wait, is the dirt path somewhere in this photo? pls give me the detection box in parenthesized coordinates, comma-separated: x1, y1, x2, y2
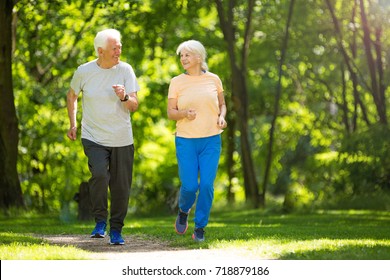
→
(39, 234, 260, 260)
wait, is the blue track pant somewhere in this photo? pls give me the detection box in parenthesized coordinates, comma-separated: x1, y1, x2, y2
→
(175, 134, 221, 229)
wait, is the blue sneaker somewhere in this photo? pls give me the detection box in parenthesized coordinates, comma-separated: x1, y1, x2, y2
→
(175, 210, 188, 234)
(90, 221, 106, 238)
(109, 230, 125, 245)
(192, 228, 205, 242)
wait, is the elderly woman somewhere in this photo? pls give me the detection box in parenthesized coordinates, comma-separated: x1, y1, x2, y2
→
(167, 40, 227, 242)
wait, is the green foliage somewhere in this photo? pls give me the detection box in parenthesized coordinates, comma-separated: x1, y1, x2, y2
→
(14, 0, 102, 212)
(9, 0, 390, 213)
(336, 124, 390, 194)
(11, 0, 227, 214)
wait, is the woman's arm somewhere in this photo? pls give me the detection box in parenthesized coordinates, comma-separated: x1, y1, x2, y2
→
(167, 98, 196, 121)
(217, 91, 227, 128)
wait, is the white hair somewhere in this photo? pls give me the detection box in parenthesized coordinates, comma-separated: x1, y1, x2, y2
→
(176, 40, 208, 71)
(94, 29, 121, 57)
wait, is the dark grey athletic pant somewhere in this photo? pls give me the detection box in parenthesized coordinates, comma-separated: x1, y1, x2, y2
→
(82, 138, 134, 232)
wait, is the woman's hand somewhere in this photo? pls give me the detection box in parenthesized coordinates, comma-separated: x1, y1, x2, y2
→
(217, 115, 227, 128)
(186, 109, 197, 120)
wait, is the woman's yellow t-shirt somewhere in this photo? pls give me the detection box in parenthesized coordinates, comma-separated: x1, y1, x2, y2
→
(168, 71, 224, 138)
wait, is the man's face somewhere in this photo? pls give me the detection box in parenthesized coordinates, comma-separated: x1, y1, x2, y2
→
(99, 37, 122, 67)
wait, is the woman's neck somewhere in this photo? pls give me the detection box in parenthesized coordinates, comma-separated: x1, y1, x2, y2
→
(185, 68, 205, 76)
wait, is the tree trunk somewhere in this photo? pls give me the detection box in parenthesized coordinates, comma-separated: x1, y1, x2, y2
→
(215, 0, 259, 207)
(350, 0, 370, 129)
(225, 103, 236, 203)
(0, 0, 24, 209)
(374, 26, 386, 118)
(233, 65, 259, 206)
(359, 0, 387, 124)
(325, 0, 370, 128)
(74, 182, 93, 221)
(340, 63, 351, 133)
(261, 0, 295, 206)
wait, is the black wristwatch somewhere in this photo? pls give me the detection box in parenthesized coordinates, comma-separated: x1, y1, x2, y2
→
(121, 94, 129, 102)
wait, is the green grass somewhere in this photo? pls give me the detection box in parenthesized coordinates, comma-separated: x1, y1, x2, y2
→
(0, 233, 90, 260)
(1, 208, 389, 260)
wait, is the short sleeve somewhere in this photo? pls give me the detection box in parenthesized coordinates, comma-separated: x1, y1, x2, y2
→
(168, 78, 178, 99)
(70, 67, 82, 96)
(215, 75, 224, 94)
(124, 64, 140, 93)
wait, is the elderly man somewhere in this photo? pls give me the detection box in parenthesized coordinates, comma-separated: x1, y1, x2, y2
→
(66, 28, 140, 245)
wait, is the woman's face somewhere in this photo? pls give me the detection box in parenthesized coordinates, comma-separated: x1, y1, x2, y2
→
(180, 49, 200, 71)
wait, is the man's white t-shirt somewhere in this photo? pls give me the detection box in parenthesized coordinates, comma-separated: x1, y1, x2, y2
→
(70, 59, 140, 147)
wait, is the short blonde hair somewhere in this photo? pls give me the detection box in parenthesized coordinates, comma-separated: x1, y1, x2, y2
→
(94, 29, 121, 57)
(176, 40, 208, 71)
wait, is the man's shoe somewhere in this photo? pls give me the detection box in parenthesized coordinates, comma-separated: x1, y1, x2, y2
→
(109, 230, 125, 245)
(175, 210, 188, 234)
(192, 228, 205, 242)
(90, 221, 106, 238)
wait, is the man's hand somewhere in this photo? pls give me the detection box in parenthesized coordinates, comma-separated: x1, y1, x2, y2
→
(112, 84, 126, 100)
(67, 127, 77, 141)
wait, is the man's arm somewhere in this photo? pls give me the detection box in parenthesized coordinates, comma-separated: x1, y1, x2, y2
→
(123, 91, 139, 112)
(66, 88, 78, 141)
